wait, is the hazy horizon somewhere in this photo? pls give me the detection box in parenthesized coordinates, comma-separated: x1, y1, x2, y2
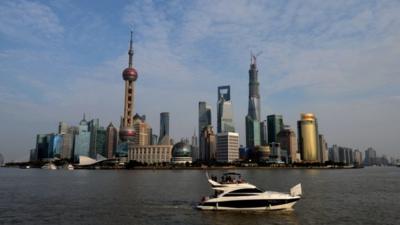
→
(1, 0, 399, 161)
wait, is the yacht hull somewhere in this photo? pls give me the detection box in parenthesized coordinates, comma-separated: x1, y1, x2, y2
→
(197, 198, 300, 211)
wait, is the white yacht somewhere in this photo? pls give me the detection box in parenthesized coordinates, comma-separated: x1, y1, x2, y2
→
(197, 172, 302, 211)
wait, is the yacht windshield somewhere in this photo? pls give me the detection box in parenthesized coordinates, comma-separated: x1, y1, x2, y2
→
(224, 188, 264, 196)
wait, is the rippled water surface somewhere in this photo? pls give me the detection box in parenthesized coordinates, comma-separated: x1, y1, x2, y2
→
(0, 167, 399, 225)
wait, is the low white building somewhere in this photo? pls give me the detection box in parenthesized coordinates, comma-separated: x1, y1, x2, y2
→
(128, 145, 172, 164)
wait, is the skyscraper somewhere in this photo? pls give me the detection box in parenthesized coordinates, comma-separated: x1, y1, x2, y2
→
(245, 117, 261, 147)
(353, 149, 362, 166)
(199, 101, 212, 136)
(318, 134, 328, 163)
(247, 55, 261, 121)
(119, 31, 138, 143)
(158, 112, 170, 145)
(95, 128, 107, 157)
(74, 115, 91, 159)
(267, 114, 284, 144)
(0, 153, 4, 166)
(217, 85, 235, 133)
(88, 118, 100, 158)
(364, 147, 377, 166)
(329, 144, 340, 163)
(277, 126, 298, 163)
(58, 122, 68, 134)
(134, 114, 151, 146)
(246, 54, 261, 148)
(191, 129, 199, 161)
(57, 122, 75, 160)
(199, 125, 216, 162)
(260, 120, 268, 146)
(199, 101, 212, 156)
(216, 132, 239, 163)
(297, 113, 320, 162)
(105, 123, 118, 159)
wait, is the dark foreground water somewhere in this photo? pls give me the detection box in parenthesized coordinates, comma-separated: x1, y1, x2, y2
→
(0, 167, 399, 225)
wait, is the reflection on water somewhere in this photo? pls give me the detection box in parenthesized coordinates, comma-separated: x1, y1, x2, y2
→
(0, 167, 399, 225)
(200, 210, 300, 225)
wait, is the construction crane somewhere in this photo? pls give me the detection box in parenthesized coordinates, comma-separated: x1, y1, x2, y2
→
(250, 51, 263, 65)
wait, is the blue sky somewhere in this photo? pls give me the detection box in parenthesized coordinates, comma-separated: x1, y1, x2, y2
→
(1, 0, 399, 161)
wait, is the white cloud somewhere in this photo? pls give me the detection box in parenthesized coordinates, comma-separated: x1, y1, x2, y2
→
(0, 0, 63, 43)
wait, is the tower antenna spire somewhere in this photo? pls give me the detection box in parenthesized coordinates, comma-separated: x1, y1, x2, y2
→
(128, 30, 133, 68)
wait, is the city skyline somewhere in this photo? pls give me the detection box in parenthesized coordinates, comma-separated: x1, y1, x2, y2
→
(1, 0, 400, 161)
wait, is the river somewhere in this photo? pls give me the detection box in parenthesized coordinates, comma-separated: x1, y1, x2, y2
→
(0, 167, 399, 225)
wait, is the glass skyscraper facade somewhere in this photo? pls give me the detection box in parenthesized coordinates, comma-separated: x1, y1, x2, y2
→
(95, 128, 107, 157)
(246, 55, 261, 148)
(74, 116, 91, 158)
(199, 101, 212, 136)
(35, 133, 63, 159)
(267, 114, 284, 144)
(297, 113, 320, 162)
(105, 123, 118, 159)
(158, 112, 170, 145)
(260, 120, 268, 145)
(217, 86, 235, 133)
(245, 116, 261, 148)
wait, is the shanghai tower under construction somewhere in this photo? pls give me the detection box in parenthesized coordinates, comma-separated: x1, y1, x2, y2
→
(245, 54, 261, 148)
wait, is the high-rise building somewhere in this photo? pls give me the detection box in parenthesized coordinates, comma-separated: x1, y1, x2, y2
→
(36, 133, 64, 160)
(57, 122, 75, 160)
(147, 127, 153, 146)
(36, 134, 51, 159)
(353, 149, 362, 165)
(199, 125, 216, 162)
(269, 142, 283, 163)
(247, 55, 261, 121)
(105, 123, 118, 159)
(329, 144, 340, 163)
(277, 126, 298, 163)
(217, 86, 235, 133)
(297, 113, 320, 162)
(119, 31, 138, 143)
(58, 122, 69, 134)
(151, 134, 158, 145)
(158, 112, 170, 145)
(216, 132, 239, 163)
(88, 118, 101, 158)
(95, 128, 107, 157)
(318, 134, 328, 163)
(364, 147, 377, 166)
(0, 153, 4, 166)
(348, 148, 354, 164)
(74, 115, 91, 159)
(267, 115, 284, 144)
(60, 133, 74, 160)
(260, 120, 268, 146)
(246, 55, 261, 148)
(245, 116, 261, 147)
(191, 129, 199, 161)
(29, 149, 37, 162)
(134, 114, 151, 146)
(199, 101, 212, 141)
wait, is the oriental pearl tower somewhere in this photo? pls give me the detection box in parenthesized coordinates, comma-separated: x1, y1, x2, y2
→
(119, 31, 138, 142)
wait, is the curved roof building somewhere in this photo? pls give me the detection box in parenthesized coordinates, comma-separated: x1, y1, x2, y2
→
(171, 142, 192, 164)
